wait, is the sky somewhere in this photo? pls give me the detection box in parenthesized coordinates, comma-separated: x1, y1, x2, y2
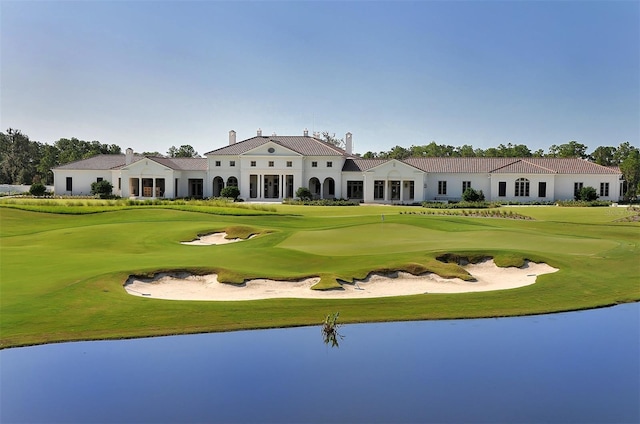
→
(1, 1, 638, 156)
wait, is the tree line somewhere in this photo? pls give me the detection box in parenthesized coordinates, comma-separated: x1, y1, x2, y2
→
(1, 128, 638, 199)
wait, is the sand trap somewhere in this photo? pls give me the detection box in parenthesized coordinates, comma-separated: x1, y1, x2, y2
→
(124, 260, 558, 301)
(181, 232, 254, 245)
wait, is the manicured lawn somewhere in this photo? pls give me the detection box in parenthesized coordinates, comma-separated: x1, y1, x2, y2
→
(1, 202, 638, 348)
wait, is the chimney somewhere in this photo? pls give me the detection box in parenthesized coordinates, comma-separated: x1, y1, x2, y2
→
(257, 128, 262, 137)
(303, 128, 309, 137)
(125, 148, 133, 165)
(229, 130, 236, 145)
(345, 132, 353, 155)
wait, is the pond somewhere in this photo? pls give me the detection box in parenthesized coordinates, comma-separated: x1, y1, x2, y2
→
(1, 303, 638, 423)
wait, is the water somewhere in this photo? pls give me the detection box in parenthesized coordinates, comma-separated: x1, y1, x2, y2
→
(1, 304, 638, 423)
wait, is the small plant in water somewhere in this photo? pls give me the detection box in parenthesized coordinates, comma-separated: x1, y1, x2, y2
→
(321, 312, 344, 348)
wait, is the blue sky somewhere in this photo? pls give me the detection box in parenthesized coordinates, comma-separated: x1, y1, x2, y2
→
(2, 1, 638, 156)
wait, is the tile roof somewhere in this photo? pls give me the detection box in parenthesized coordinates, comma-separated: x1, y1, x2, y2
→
(402, 157, 620, 174)
(53, 154, 140, 170)
(53, 154, 207, 171)
(205, 136, 347, 156)
(342, 159, 390, 172)
(148, 157, 208, 171)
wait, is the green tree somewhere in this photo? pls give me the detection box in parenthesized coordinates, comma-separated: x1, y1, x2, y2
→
(547, 141, 589, 158)
(620, 148, 640, 201)
(168, 145, 198, 158)
(91, 180, 113, 198)
(35, 143, 59, 185)
(613, 142, 637, 165)
(590, 146, 616, 166)
(0, 129, 38, 184)
(220, 186, 240, 200)
(386, 145, 410, 160)
(455, 144, 477, 157)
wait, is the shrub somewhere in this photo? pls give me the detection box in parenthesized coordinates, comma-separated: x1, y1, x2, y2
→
(576, 186, 599, 201)
(29, 183, 47, 197)
(295, 187, 312, 200)
(220, 186, 240, 200)
(90, 180, 113, 199)
(462, 188, 485, 202)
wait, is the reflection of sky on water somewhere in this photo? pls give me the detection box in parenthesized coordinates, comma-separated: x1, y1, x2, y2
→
(2, 303, 638, 423)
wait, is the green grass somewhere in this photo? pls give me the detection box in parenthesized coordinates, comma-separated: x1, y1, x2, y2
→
(1, 201, 639, 348)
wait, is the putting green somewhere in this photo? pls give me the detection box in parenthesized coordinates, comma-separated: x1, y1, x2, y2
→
(278, 222, 618, 257)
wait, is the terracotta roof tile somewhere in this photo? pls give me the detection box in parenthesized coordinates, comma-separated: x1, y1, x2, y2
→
(54, 154, 207, 171)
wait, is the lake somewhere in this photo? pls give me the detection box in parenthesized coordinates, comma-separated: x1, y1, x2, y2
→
(1, 303, 638, 423)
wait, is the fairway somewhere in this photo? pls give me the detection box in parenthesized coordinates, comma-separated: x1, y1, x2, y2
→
(1, 202, 638, 348)
(278, 222, 618, 257)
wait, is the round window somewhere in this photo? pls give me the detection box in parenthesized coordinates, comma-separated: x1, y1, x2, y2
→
(268, 147, 275, 153)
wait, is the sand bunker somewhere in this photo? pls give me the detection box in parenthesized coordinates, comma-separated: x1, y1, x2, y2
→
(181, 232, 254, 246)
(124, 260, 558, 301)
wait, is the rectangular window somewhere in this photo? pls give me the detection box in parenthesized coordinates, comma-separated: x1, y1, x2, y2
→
(251, 161, 256, 167)
(268, 161, 274, 167)
(462, 181, 471, 192)
(600, 182, 609, 197)
(215, 161, 221, 167)
(230, 161, 235, 167)
(498, 181, 506, 197)
(438, 181, 447, 195)
(374, 180, 385, 200)
(286, 161, 292, 167)
(327, 161, 332, 168)
(311, 161, 317, 168)
(118, 178, 121, 190)
(66, 177, 72, 192)
(538, 182, 547, 197)
(574, 182, 583, 198)
(97, 177, 103, 183)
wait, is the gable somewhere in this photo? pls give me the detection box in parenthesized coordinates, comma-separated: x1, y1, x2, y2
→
(364, 159, 424, 176)
(241, 141, 301, 157)
(122, 157, 172, 173)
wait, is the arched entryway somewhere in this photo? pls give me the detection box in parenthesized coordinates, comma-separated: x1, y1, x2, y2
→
(213, 177, 224, 197)
(323, 177, 335, 199)
(309, 178, 321, 199)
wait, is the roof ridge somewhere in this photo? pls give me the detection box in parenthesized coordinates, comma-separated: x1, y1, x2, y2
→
(520, 158, 556, 173)
(488, 158, 522, 173)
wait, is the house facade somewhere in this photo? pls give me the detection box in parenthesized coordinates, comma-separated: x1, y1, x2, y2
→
(53, 130, 623, 202)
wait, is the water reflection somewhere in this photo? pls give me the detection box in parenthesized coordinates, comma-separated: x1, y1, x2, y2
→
(1, 303, 638, 424)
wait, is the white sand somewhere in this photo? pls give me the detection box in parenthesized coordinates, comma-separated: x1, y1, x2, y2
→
(124, 260, 558, 301)
(180, 232, 254, 245)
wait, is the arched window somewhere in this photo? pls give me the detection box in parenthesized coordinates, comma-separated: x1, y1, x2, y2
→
(227, 176, 238, 187)
(515, 178, 530, 197)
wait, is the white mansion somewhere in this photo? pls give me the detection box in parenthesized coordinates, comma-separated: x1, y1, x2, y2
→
(52, 130, 623, 203)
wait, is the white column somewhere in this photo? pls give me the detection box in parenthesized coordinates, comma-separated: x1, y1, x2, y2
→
(152, 178, 156, 198)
